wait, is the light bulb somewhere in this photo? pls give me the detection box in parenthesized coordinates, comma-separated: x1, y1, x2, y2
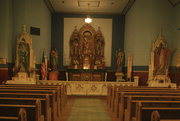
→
(85, 16, 92, 23)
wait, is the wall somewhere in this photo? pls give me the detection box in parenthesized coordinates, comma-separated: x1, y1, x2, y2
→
(0, 0, 13, 64)
(0, 0, 13, 82)
(125, 0, 179, 85)
(171, 4, 180, 66)
(0, 0, 51, 64)
(0, 0, 51, 83)
(51, 13, 125, 70)
(12, 0, 51, 64)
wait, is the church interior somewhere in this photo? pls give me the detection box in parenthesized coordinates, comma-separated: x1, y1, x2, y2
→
(0, 0, 180, 121)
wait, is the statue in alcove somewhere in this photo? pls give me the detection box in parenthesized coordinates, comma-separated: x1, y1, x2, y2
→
(6, 25, 37, 84)
(95, 39, 103, 56)
(18, 38, 30, 72)
(154, 43, 170, 75)
(148, 31, 176, 87)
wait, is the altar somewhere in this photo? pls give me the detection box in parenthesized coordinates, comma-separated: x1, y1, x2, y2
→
(37, 80, 139, 96)
(68, 69, 105, 81)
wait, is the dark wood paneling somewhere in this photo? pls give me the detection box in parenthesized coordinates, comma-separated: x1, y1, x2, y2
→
(170, 72, 180, 86)
(0, 68, 8, 84)
(106, 71, 116, 82)
(133, 71, 148, 86)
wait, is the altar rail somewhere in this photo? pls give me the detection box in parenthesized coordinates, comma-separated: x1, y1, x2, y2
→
(37, 80, 139, 96)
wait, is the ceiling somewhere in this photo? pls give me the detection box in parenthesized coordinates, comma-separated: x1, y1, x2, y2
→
(48, 0, 133, 15)
(47, 0, 180, 15)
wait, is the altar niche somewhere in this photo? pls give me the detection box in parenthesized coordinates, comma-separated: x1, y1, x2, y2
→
(148, 31, 176, 88)
(69, 24, 105, 70)
(6, 25, 36, 84)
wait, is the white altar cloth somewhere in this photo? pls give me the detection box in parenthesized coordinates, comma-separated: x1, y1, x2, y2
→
(37, 80, 138, 96)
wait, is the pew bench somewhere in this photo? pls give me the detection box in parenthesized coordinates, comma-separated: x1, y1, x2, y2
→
(0, 108, 27, 121)
(0, 92, 55, 121)
(0, 85, 67, 121)
(114, 91, 180, 120)
(125, 95, 180, 121)
(0, 99, 43, 121)
(0, 96, 51, 121)
(135, 101, 180, 121)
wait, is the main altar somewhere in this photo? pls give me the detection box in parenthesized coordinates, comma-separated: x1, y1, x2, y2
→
(68, 69, 105, 81)
(67, 23, 106, 81)
(69, 24, 105, 70)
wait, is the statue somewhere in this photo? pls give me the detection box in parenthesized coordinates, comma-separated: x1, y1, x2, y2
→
(50, 48, 58, 71)
(116, 49, 124, 72)
(96, 39, 103, 56)
(148, 31, 176, 88)
(154, 43, 170, 74)
(18, 38, 29, 72)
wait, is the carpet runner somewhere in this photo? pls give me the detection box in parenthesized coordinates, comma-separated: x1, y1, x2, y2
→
(67, 98, 112, 121)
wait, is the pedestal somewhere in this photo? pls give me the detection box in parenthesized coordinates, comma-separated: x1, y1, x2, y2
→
(148, 75, 177, 88)
(49, 71, 58, 80)
(6, 72, 36, 84)
(115, 72, 125, 82)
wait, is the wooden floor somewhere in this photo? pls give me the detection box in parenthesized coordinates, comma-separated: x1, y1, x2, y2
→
(61, 96, 114, 121)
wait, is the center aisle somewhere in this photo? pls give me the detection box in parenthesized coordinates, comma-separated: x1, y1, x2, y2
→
(67, 97, 112, 121)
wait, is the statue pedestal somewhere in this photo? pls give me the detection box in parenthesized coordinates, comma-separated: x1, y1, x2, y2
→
(6, 72, 36, 84)
(49, 71, 58, 80)
(115, 72, 125, 82)
(148, 75, 177, 88)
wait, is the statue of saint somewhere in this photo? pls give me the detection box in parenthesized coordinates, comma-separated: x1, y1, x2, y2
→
(154, 43, 170, 74)
(50, 48, 58, 71)
(73, 39, 79, 55)
(96, 39, 102, 56)
(116, 49, 124, 72)
(18, 39, 29, 72)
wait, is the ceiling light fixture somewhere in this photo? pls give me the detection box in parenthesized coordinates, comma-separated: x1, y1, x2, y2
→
(84, 3, 92, 24)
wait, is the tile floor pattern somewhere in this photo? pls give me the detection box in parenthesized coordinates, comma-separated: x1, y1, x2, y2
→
(67, 98, 112, 121)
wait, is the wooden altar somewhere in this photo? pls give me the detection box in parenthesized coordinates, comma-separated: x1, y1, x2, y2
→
(69, 24, 105, 70)
(68, 69, 105, 81)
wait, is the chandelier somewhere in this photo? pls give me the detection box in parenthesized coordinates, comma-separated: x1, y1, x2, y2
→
(84, 3, 92, 24)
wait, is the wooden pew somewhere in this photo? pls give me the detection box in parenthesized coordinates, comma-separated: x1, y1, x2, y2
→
(0, 84, 67, 111)
(0, 99, 43, 121)
(0, 96, 51, 121)
(116, 91, 180, 121)
(136, 101, 180, 121)
(0, 84, 67, 121)
(0, 108, 27, 121)
(111, 86, 179, 112)
(125, 95, 180, 121)
(0, 92, 56, 121)
(0, 85, 65, 121)
(108, 87, 180, 121)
